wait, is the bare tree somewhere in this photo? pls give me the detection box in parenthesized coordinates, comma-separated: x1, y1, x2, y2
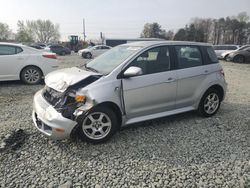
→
(15, 19, 60, 43)
(0, 22, 11, 41)
(27, 20, 60, 43)
(15, 21, 34, 43)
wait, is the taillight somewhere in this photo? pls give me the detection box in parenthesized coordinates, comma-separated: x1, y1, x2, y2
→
(220, 69, 225, 77)
(43, 54, 57, 59)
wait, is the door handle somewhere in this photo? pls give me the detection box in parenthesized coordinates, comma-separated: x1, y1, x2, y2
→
(203, 70, 209, 74)
(17, 57, 24, 60)
(165, 77, 175, 83)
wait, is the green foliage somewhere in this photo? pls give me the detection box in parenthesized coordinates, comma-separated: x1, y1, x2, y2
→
(172, 12, 250, 45)
(140, 23, 168, 39)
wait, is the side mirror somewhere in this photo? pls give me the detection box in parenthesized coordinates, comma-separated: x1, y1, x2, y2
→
(123, 66, 142, 78)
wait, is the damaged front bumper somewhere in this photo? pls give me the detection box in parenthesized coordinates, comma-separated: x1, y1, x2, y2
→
(32, 90, 78, 140)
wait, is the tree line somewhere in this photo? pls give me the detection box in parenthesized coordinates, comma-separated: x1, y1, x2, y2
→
(141, 12, 250, 45)
(0, 20, 60, 43)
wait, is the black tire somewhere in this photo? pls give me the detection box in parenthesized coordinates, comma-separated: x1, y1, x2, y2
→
(20, 66, 43, 85)
(78, 106, 118, 143)
(85, 52, 92, 59)
(198, 88, 222, 117)
(61, 51, 66, 56)
(233, 55, 245, 63)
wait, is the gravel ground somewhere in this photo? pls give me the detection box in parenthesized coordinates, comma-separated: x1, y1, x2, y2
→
(0, 54, 249, 188)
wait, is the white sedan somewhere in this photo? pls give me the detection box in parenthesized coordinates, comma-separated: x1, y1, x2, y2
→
(78, 45, 112, 59)
(0, 42, 59, 84)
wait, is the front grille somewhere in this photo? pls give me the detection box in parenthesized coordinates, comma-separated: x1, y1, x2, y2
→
(43, 86, 62, 106)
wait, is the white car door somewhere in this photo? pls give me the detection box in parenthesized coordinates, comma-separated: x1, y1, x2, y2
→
(92, 46, 102, 57)
(0, 45, 26, 81)
(122, 46, 177, 119)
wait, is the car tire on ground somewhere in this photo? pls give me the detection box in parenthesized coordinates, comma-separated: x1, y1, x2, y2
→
(233, 55, 245, 63)
(78, 106, 118, 143)
(85, 52, 92, 59)
(61, 51, 66, 56)
(20, 66, 43, 85)
(198, 88, 222, 117)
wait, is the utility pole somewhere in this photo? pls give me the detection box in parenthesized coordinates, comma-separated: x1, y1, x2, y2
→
(83, 19, 86, 42)
(100, 32, 103, 44)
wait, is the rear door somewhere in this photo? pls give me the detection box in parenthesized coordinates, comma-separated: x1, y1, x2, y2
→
(0, 45, 24, 80)
(174, 45, 211, 108)
(122, 45, 177, 119)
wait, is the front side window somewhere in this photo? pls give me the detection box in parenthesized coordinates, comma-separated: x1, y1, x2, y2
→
(0, 45, 17, 55)
(175, 46, 203, 69)
(128, 46, 171, 75)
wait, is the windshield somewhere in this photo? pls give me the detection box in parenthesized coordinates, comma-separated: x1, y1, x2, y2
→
(238, 45, 250, 51)
(85, 45, 142, 75)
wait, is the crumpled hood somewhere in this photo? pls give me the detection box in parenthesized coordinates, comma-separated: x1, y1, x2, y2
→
(45, 67, 100, 92)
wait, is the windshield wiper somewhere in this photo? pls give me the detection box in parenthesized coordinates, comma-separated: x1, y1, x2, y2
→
(84, 64, 100, 73)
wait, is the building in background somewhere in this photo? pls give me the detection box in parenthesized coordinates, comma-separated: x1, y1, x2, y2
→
(105, 38, 164, 47)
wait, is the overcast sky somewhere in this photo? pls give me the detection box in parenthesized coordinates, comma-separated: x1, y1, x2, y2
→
(1, 0, 250, 41)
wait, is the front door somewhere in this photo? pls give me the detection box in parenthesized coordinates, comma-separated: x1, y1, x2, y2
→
(122, 46, 177, 119)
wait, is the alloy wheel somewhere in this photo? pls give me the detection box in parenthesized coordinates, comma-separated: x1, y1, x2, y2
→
(82, 112, 112, 140)
(24, 68, 40, 84)
(204, 93, 219, 114)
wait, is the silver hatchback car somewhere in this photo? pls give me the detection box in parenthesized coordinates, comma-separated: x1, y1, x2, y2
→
(32, 41, 227, 143)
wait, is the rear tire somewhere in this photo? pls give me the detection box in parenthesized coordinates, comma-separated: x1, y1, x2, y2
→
(198, 88, 221, 117)
(20, 66, 43, 85)
(78, 106, 118, 143)
(233, 55, 245, 63)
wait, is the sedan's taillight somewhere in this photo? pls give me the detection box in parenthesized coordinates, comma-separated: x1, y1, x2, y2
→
(43, 54, 57, 59)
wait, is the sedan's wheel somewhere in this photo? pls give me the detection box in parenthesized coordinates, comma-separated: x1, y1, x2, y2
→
(21, 66, 42, 85)
(86, 52, 92, 59)
(198, 88, 221, 117)
(79, 106, 118, 143)
(233, 55, 245, 63)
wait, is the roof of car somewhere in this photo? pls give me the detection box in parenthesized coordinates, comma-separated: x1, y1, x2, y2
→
(0, 42, 26, 47)
(121, 41, 212, 48)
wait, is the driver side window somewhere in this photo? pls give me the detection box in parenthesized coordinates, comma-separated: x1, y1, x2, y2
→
(129, 46, 171, 75)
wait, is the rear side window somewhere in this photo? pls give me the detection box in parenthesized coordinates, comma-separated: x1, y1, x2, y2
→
(175, 46, 203, 69)
(206, 46, 218, 63)
(227, 46, 237, 50)
(0, 45, 22, 55)
(16, 47, 23, 54)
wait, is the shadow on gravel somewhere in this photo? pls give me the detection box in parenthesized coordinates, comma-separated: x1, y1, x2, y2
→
(121, 110, 197, 131)
(0, 129, 29, 153)
(0, 80, 45, 86)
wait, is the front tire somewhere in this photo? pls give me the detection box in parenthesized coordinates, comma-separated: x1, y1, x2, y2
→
(20, 66, 43, 85)
(233, 55, 245, 63)
(79, 106, 118, 143)
(198, 88, 221, 117)
(85, 52, 92, 59)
